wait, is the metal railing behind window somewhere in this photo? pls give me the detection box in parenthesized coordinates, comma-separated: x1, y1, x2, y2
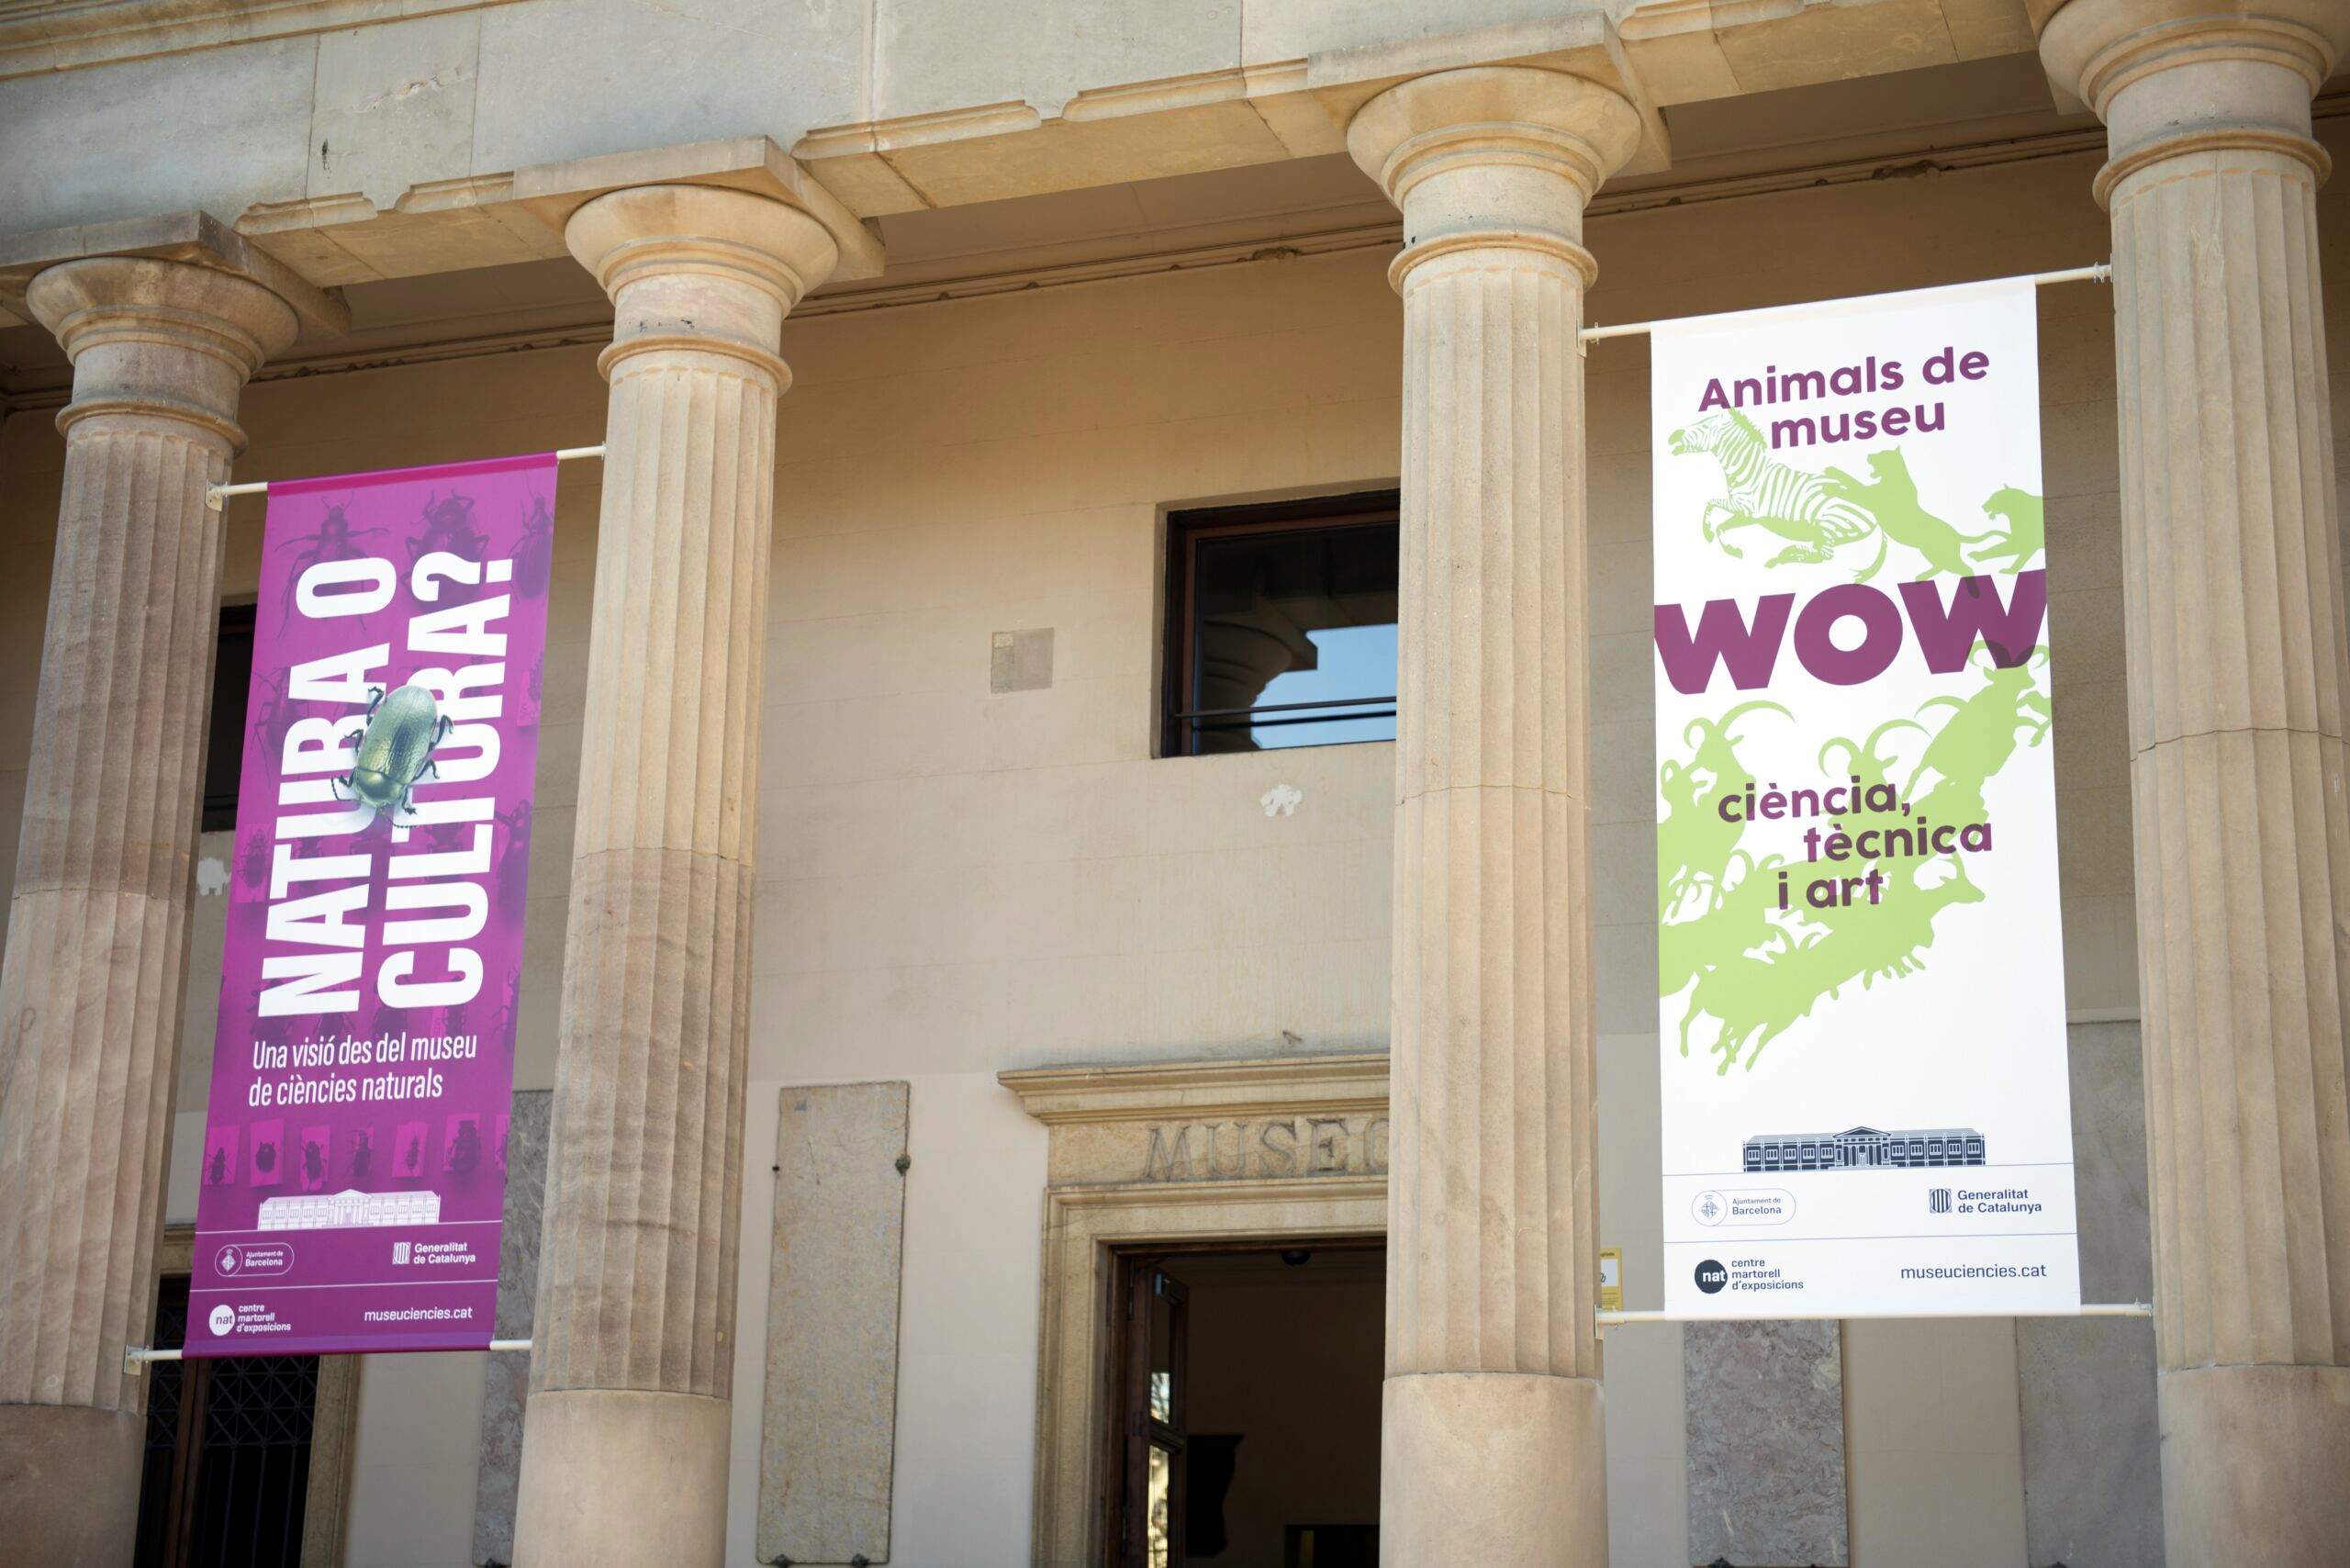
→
(1173, 693, 1398, 737)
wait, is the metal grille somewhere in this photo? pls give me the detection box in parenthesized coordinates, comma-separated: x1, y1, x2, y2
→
(148, 1287, 190, 1447)
(203, 1361, 318, 1450)
(134, 1281, 193, 1565)
(188, 1353, 315, 1567)
(133, 1275, 317, 1568)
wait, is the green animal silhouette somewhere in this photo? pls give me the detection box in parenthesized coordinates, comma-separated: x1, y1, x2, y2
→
(1658, 700, 1787, 918)
(1974, 487, 2044, 572)
(1664, 654, 2052, 1075)
(1818, 719, 1924, 799)
(1820, 448, 1997, 579)
(1679, 857, 1987, 1072)
(1661, 850, 1797, 999)
(1906, 649, 2050, 814)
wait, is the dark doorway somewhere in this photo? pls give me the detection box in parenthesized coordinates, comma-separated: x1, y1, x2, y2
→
(1110, 1242, 1382, 1566)
(134, 1274, 321, 1568)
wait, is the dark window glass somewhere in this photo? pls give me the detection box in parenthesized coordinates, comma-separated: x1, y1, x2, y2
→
(1164, 494, 1398, 756)
(201, 606, 257, 834)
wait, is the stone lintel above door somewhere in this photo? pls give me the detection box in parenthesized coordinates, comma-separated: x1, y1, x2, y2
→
(999, 1050, 1390, 1190)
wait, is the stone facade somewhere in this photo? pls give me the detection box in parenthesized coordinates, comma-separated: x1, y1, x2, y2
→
(0, 3, 2344, 1565)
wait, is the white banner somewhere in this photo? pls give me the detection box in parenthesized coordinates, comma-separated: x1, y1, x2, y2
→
(1649, 278, 2079, 1317)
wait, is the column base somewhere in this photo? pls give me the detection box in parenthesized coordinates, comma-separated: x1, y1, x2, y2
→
(1381, 1371, 1606, 1567)
(2159, 1363, 2350, 1566)
(513, 1387, 731, 1566)
(0, 1402, 143, 1565)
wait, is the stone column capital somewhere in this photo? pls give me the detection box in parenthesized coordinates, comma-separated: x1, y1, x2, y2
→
(25, 255, 298, 449)
(2036, 0, 2347, 202)
(565, 184, 839, 388)
(1347, 66, 1640, 292)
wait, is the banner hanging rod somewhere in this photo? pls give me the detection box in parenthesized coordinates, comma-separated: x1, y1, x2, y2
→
(204, 445, 606, 511)
(1596, 1300, 2151, 1332)
(122, 1301, 2155, 1359)
(126, 1338, 532, 1369)
(1580, 262, 2112, 346)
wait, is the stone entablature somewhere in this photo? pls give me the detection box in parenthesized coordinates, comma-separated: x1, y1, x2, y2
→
(0, 1, 2038, 316)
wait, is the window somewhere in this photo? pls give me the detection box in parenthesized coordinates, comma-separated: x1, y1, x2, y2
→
(201, 605, 258, 834)
(1122, 1263, 1189, 1567)
(1162, 493, 1399, 756)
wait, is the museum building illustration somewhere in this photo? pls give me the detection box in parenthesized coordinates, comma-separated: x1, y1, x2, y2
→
(1743, 1125, 1988, 1172)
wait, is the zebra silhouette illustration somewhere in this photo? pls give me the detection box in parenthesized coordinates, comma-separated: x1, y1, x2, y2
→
(1667, 409, 1883, 577)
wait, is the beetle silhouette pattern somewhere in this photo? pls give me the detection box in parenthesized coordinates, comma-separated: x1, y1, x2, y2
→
(410, 491, 487, 567)
(511, 494, 554, 598)
(247, 665, 297, 766)
(275, 501, 388, 621)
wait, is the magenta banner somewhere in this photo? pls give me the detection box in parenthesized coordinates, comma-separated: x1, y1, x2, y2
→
(189, 454, 558, 1357)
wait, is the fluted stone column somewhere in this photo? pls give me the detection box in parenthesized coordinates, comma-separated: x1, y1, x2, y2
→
(511, 185, 836, 1565)
(1347, 67, 1639, 1565)
(0, 258, 297, 1563)
(2037, 3, 2350, 1561)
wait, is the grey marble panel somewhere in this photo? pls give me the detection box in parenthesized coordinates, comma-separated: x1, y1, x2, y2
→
(1685, 1318, 1848, 1567)
(758, 1081, 911, 1566)
(471, 1088, 551, 1568)
(2017, 1021, 2162, 1567)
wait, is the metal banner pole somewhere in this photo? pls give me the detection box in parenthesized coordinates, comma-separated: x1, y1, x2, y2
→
(204, 444, 607, 510)
(1580, 262, 2111, 347)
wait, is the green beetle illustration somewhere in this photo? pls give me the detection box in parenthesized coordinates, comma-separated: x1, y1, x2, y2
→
(336, 683, 453, 822)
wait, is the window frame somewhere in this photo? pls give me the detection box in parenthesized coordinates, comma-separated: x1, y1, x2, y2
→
(1158, 489, 1402, 759)
(201, 602, 259, 835)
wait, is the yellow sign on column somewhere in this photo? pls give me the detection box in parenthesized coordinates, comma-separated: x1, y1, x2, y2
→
(1599, 1247, 1623, 1313)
